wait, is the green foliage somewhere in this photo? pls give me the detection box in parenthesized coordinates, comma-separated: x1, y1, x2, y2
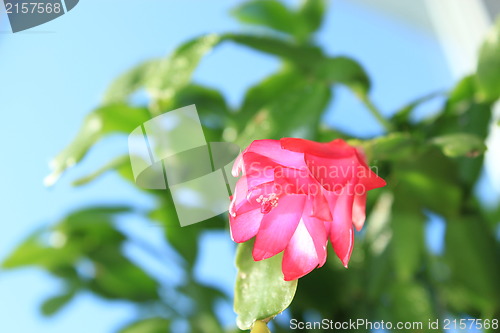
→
(3, 1, 500, 332)
(315, 56, 371, 95)
(298, 0, 327, 35)
(232, 0, 326, 42)
(232, 0, 308, 39)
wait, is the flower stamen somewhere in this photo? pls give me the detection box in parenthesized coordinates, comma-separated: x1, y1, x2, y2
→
(256, 193, 279, 214)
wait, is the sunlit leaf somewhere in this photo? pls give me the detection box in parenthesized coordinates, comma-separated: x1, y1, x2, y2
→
(298, 0, 327, 34)
(232, 0, 307, 40)
(41, 289, 77, 316)
(234, 240, 297, 330)
(224, 33, 324, 70)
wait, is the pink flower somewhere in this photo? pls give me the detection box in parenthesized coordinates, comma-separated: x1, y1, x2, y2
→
(229, 138, 386, 281)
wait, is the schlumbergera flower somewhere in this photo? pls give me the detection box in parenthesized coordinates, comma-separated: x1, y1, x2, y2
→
(229, 138, 386, 281)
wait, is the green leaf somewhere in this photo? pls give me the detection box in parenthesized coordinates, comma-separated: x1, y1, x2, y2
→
(298, 0, 327, 34)
(2, 207, 131, 270)
(354, 132, 416, 162)
(430, 133, 487, 158)
(105, 34, 221, 104)
(315, 57, 370, 95)
(89, 255, 159, 302)
(103, 60, 161, 104)
(170, 84, 231, 142)
(434, 76, 490, 141)
(448, 75, 476, 108)
(236, 66, 306, 131)
(41, 290, 77, 316)
(44, 104, 150, 186)
(118, 318, 170, 333)
(391, 91, 443, 128)
(238, 80, 331, 143)
(151, 34, 221, 99)
(234, 240, 297, 330)
(165, 224, 200, 268)
(429, 78, 492, 187)
(232, 0, 307, 40)
(72, 155, 130, 186)
(1, 231, 79, 270)
(224, 34, 324, 70)
(398, 148, 462, 218)
(476, 18, 500, 101)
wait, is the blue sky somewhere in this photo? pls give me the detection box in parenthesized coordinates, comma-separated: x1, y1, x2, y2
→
(0, 1, 456, 332)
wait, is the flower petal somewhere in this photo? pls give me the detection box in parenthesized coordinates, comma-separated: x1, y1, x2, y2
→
(352, 193, 367, 231)
(281, 138, 355, 158)
(243, 139, 306, 169)
(354, 150, 386, 191)
(303, 214, 328, 267)
(282, 217, 327, 281)
(273, 165, 317, 195)
(231, 152, 244, 177)
(304, 153, 359, 192)
(309, 190, 332, 221)
(232, 180, 276, 216)
(252, 194, 306, 261)
(325, 184, 355, 267)
(230, 208, 264, 243)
